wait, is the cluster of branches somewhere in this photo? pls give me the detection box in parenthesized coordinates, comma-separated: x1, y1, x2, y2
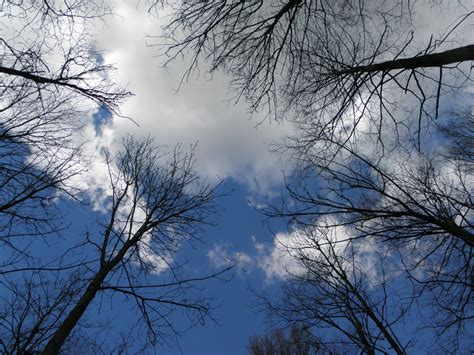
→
(0, 2, 228, 353)
(157, 0, 473, 144)
(248, 323, 329, 355)
(0, 135, 227, 353)
(0, 0, 131, 250)
(1, 0, 130, 112)
(258, 111, 473, 352)
(151, 0, 474, 353)
(259, 227, 410, 354)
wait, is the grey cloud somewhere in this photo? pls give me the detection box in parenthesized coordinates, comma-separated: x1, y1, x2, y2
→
(94, 2, 293, 190)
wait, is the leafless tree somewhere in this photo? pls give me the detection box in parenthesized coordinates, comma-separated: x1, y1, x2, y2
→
(155, 0, 473, 144)
(258, 225, 413, 354)
(0, 0, 131, 256)
(438, 111, 474, 173)
(1, 0, 130, 113)
(0, 136, 228, 353)
(0, 2, 241, 353)
(248, 323, 327, 355)
(0, 88, 86, 252)
(0, 271, 84, 354)
(154, 2, 474, 351)
(1, 3, 231, 353)
(261, 135, 473, 351)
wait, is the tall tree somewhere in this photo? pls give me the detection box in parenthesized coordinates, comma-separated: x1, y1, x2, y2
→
(248, 323, 325, 355)
(258, 225, 418, 354)
(1, 3, 230, 352)
(1, 136, 226, 353)
(261, 136, 473, 351)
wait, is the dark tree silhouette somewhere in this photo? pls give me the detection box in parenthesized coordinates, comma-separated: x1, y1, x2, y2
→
(1, 3, 230, 353)
(0, 272, 84, 354)
(261, 136, 473, 351)
(155, 1, 473, 144)
(439, 112, 474, 173)
(248, 323, 327, 355)
(0, 0, 131, 256)
(258, 226, 412, 354)
(0, 136, 227, 353)
(156, 2, 473, 351)
(1, 1, 130, 113)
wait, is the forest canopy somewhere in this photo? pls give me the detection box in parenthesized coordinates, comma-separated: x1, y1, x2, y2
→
(0, 0, 472, 353)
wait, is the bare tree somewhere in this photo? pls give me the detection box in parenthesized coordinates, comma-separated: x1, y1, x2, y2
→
(0, 87, 86, 250)
(248, 323, 326, 355)
(261, 135, 473, 351)
(0, 136, 228, 353)
(0, 0, 131, 256)
(257, 225, 411, 354)
(0, 272, 84, 354)
(438, 112, 474, 173)
(155, 1, 473, 144)
(1, 4, 230, 353)
(154, 2, 474, 351)
(1, 0, 130, 113)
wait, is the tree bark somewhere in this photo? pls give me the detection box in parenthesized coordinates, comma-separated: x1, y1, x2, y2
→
(41, 267, 110, 354)
(41, 228, 145, 354)
(338, 44, 474, 74)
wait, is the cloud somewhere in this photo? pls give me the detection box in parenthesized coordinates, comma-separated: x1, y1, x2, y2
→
(63, 0, 472, 213)
(207, 243, 253, 275)
(254, 216, 352, 281)
(209, 216, 388, 284)
(206, 236, 302, 281)
(10, 0, 471, 281)
(91, 1, 294, 192)
(253, 232, 303, 281)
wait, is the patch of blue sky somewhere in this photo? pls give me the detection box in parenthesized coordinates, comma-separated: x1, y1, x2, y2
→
(93, 105, 113, 136)
(162, 179, 282, 354)
(93, 52, 105, 66)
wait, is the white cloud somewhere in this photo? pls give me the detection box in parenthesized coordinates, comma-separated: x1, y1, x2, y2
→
(91, 1, 293, 192)
(207, 243, 253, 275)
(254, 216, 351, 281)
(253, 231, 303, 281)
(7, 0, 472, 281)
(212, 216, 389, 284)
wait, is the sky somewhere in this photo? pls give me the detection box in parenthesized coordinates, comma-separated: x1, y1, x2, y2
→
(1, 0, 473, 353)
(96, 3, 293, 190)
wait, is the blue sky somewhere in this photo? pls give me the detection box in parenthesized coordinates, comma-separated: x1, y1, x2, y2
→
(163, 180, 279, 355)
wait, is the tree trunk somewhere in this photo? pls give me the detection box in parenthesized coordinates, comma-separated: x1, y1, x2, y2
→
(338, 44, 474, 74)
(41, 227, 145, 354)
(41, 267, 110, 354)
